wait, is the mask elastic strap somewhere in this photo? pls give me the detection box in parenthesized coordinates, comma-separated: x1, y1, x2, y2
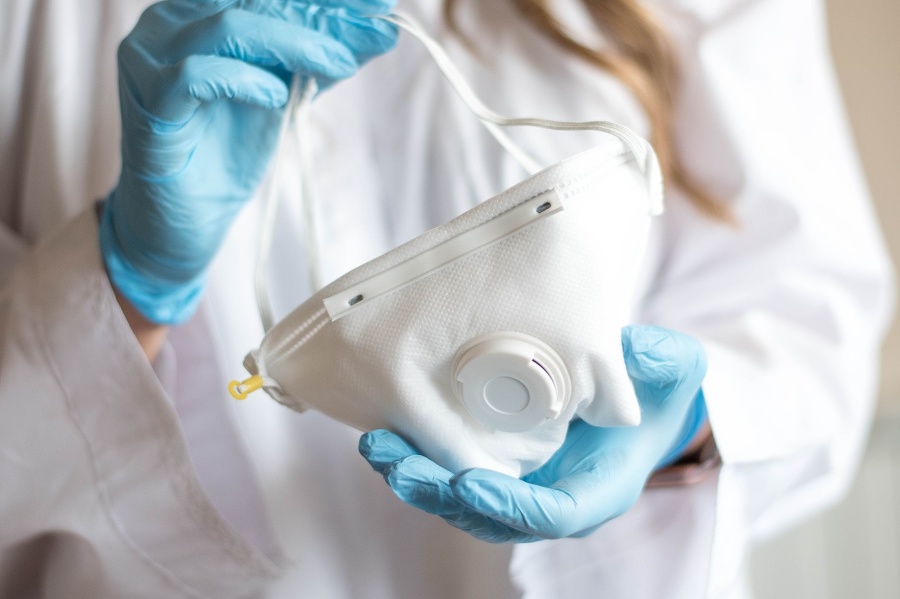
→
(255, 75, 318, 333)
(378, 12, 664, 215)
(379, 14, 542, 175)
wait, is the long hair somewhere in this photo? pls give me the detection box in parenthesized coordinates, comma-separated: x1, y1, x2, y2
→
(443, 0, 727, 220)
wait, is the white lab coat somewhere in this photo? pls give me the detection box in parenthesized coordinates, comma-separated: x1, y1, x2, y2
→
(0, 0, 893, 597)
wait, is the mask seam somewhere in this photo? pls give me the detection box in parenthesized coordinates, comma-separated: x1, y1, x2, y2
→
(267, 306, 328, 357)
(267, 316, 330, 370)
(558, 154, 629, 201)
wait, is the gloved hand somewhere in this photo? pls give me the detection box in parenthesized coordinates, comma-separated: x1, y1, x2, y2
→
(359, 325, 708, 542)
(101, 0, 397, 324)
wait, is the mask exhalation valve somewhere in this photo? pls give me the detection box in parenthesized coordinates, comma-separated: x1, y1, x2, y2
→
(452, 332, 571, 432)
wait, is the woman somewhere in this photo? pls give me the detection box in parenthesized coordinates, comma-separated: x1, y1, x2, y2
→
(0, 0, 891, 597)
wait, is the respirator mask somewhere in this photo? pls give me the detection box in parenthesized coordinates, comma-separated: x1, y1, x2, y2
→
(229, 13, 664, 478)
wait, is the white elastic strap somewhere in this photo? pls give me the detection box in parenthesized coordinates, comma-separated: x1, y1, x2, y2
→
(255, 76, 319, 333)
(294, 79, 325, 294)
(379, 12, 664, 215)
(380, 13, 540, 174)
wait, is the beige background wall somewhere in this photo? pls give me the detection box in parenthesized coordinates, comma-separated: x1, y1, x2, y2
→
(827, 0, 900, 410)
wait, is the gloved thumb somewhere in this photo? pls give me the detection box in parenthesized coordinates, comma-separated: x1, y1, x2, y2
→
(621, 325, 707, 407)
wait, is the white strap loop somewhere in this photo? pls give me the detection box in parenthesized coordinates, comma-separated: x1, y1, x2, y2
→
(255, 75, 319, 333)
(378, 12, 664, 215)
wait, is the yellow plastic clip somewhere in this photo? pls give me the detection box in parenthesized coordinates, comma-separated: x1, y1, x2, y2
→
(229, 375, 265, 401)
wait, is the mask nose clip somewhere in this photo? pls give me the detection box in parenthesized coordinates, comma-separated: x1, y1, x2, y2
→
(452, 332, 571, 432)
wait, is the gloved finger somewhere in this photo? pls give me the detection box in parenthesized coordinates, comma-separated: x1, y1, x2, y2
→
(178, 56, 291, 107)
(384, 455, 454, 512)
(359, 431, 538, 542)
(451, 468, 577, 539)
(450, 466, 644, 539)
(520, 417, 618, 488)
(621, 325, 707, 408)
(170, 10, 360, 74)
(129, 55, 295, 122)
(238, 0, 397, 17)
(385, 456, 537, 544)
(297, 9, 398, 65)
(311, 0, 396, 15)
(173, 7, 396, 67)
(359, 429, 421, 475)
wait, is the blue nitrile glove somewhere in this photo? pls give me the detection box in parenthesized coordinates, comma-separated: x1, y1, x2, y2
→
(101, 0, 397, 324)
(359, 325, 708, 543)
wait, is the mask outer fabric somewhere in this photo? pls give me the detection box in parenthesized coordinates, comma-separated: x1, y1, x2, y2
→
(243, 140, 657, 478)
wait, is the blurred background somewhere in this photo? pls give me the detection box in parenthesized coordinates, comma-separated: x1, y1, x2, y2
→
(749, 0, 900, 596)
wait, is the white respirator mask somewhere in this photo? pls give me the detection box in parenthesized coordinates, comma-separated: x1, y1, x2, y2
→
(229, 13, 664, 478)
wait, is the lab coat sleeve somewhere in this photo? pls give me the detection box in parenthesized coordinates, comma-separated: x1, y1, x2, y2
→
(0, 209, 275, 596)
(643, 0, 894, 541)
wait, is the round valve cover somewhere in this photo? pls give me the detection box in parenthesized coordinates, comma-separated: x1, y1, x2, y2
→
(452, 332, 572, 432)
